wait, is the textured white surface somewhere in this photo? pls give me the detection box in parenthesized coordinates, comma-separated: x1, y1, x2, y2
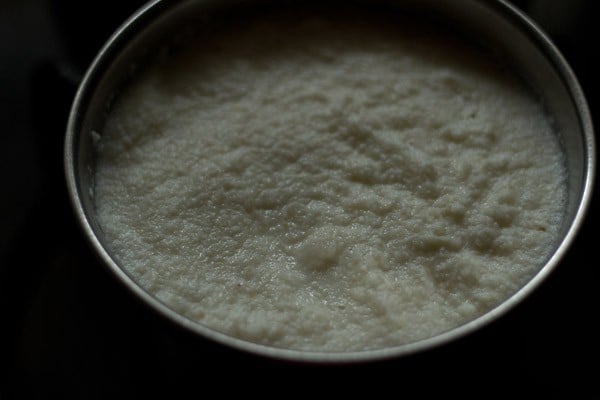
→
(94, 16, 566, 351)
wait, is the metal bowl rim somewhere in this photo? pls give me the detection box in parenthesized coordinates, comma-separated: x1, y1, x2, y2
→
(64, 0, 596, 363)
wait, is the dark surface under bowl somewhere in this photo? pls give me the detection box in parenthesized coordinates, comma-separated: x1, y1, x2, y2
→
(1, 0, 598, 397)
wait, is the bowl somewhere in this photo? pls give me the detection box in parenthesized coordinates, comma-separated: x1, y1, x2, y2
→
(64, 0, 595, 362)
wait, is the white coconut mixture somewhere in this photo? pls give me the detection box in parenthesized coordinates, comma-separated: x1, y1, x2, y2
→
(94, 16, 567, 351)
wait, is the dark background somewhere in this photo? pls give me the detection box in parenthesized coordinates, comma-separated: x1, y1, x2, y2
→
(1, 0, 598, 397)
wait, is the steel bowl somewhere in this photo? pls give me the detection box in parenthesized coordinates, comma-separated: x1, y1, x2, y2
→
(64, 0, 595, 362)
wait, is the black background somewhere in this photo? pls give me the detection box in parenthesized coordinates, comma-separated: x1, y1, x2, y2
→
(1, 0, 598, 398)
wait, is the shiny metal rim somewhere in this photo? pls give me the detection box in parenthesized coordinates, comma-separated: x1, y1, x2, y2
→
(64, 0, 595, 363)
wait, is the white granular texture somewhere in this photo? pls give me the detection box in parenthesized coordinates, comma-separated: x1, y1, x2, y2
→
(94, 16, 567, 351)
